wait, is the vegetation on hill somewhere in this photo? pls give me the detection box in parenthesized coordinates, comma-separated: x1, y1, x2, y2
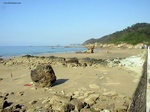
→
(83, 23, 150, 45)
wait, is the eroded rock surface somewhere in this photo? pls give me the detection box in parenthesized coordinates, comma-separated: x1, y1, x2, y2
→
(31, 64, 56, 88)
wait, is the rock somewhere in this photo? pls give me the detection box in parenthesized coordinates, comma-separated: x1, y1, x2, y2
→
(92, 101, 108, 111)
(50, 99, 74, 111)
(60, 90, 65, 95)
(80, 108, 92, 112)
(82, 63, 88, 67)
(22, 55, 34, 58)
(26, 109, 35, 112)
(70, 98, 86, 111)
(35, 108, 54, 112)
(50, 99, 63, 111)
(100, 109, 110, 112)
(49, 94, 73, 111)
(0, 96, 5, 109)
(62, 103, 75, 112)
(44, 103, 51, 108)
(89, 84, 100, 89)
(115, 108, 127, 112)
(66, 57, 78, 64)
(83, 91, 95, 98)
(10, 92, 15, 95)
(0, 78, 3, 81)
(0, 93, 11, 110)
(29, 100, 37, 105)
(1, 106, 13, 112)
(49, 94, 89, 111)
(50, 94, 71, 104)
(86, 45, 95, 53)
(18, 91, 24, 96)
(84, 94, 100, 106)
(42, 99, 50, 104)
(73, 91, 80, 97)
(102, 91, 118, 97)
(31, 64, 56, 87)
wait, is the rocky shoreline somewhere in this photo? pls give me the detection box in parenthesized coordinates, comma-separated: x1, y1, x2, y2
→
(1, 50, 145, 69)
(0, 50, 146, 112)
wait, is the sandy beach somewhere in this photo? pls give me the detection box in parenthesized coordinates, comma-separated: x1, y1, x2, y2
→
(0, 48, 146, 112)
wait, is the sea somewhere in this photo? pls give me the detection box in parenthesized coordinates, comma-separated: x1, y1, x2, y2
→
(0, 46, 86, 58)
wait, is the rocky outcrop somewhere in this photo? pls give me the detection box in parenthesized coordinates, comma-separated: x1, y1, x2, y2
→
(31, 64, 56, 88)
(84, 43, 148, 49)
(0, 58, 4, 63)
(85, 45, 95, 53)
(4, 53, 145, 69)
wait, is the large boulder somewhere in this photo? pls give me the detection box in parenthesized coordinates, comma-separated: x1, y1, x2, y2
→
(31, 64, 56, 87)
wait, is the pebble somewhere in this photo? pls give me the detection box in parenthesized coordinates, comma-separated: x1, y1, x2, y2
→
(100, 109, 110, 112)
(99, 76, 104, 80)
(61, 90, 65, 95)
(18, 91, 24, 96)
(10, 92, 15, 95)
(29, 100, 37, 105)
(42, 99, 50, 104)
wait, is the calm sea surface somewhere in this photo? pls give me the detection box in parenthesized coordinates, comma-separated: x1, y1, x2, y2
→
(0, 46, 86, 58)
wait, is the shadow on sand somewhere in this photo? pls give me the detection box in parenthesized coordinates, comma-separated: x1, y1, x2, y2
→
(53, 79, 68, 87)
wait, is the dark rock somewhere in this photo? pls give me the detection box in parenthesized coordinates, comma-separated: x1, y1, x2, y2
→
(0, 93, 11, 110)
(49, 56, 66, 63)
(70, 98, 86, 111)
(39, 56, 46, 59)
(80, 58, 93, 66)
(15, 104, 22, 109)
(0, 78, 3, 81)
(82, 63, 87, 67)
(3, 101, 12, 109)
(55, 57, 66, 63)
(66, 57, 78, 64)
(22, 55, 34, 58)
(18, 91, 24, 96)
(63, 103, 75, 112)
(31, 64, 56, 88)
(0, 58, 4, 63)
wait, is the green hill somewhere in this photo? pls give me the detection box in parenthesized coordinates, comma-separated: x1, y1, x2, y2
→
(83, 23, 150, 45)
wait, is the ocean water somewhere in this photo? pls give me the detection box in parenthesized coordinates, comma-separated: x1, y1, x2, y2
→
(0, 46, 86, 58)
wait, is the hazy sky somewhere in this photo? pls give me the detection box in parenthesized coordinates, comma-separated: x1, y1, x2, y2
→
(0, 0, 150, 46)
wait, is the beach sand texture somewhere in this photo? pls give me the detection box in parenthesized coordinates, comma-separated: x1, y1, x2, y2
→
(0, 48, 145, 111)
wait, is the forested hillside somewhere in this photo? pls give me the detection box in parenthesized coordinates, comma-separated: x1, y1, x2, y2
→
(83, 23, 150, 45)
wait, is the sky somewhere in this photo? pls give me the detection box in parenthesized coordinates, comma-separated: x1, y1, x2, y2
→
(0, 0, 150, 46)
